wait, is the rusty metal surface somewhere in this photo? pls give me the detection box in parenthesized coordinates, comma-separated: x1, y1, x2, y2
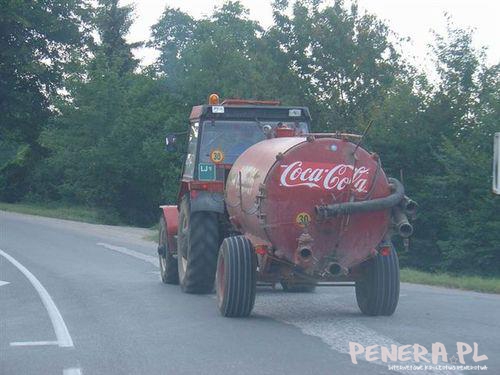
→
(225, 136, 391, 273)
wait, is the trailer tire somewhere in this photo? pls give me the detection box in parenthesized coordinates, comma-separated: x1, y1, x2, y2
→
(177, 196, 220, 294)
(355, 245, 400, 316)
(281, 281, 316, 293)
(158, 216, 179, 284)
(216, 236, 257, 317)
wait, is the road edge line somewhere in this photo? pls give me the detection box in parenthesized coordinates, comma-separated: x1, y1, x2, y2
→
(0, 249, 74, 348)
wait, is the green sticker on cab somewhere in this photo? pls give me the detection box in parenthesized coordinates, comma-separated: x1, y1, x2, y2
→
(198, 163, 216, 181)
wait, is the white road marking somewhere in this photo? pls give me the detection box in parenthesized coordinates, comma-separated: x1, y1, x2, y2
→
(63, 368, 82, 375)
(0, 280, 10, 287)
(97, 242, 158, 267)
(255, 291, 460, 375)
(0, 249, 74, 348)
(10, 341, 59, 347)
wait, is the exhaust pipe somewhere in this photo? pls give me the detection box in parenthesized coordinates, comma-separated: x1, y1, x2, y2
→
(392, 206, 413, 238)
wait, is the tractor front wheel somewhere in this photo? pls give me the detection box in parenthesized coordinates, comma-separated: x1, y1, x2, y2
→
(355, 244, 400, 316)
(216, 236, 257, 317)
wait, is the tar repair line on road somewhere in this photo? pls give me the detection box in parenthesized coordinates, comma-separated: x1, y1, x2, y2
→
(0, 248, 74, 348)
(10, 340, 59, 346)
(97, 242, 159, 267)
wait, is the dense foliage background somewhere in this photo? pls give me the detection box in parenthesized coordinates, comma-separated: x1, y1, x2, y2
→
(1, 0, 498, 275)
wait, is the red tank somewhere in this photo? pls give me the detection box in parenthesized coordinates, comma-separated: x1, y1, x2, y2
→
(225, 136, 391, 273)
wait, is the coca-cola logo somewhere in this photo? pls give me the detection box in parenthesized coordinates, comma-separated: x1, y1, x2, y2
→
(279, 161, 370, 192)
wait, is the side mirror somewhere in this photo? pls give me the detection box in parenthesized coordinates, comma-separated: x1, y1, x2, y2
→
(494, 132, 500, 195)
(165, 134, 178, 152)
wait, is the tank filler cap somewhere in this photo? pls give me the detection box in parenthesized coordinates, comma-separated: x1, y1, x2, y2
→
(275, 125, 295, 138)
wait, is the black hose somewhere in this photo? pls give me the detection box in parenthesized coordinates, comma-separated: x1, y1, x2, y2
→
(315, 178, 405, 219)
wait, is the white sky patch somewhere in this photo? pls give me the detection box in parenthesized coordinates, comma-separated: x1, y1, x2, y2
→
(120, 0, 499, 70)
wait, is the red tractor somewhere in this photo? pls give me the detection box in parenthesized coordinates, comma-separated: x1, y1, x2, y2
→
(158, 94, 417, 317)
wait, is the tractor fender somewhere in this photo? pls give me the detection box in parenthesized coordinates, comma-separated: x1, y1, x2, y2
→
(190, 191, 225, 214)
(160, 205, 179, 252)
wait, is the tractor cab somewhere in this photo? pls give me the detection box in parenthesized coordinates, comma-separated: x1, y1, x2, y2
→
(178, 94, 312, 199)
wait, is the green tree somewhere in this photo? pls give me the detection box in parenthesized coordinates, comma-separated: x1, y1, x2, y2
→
(371, 21, 500, 274)
(36, 0, 182, 224)
(0, 0, 91, 200)
(269, 0, 405, 132)
(150, 1, 305, 105)
(420, 23, 500, 274)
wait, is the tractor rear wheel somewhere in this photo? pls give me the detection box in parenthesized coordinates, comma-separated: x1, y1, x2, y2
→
(158, 216, 179, 284)
(177, 196, 220, 294)
(281, 280, 316, 293)
(216, 236, 257, 317)
(355, 244, 400, 316)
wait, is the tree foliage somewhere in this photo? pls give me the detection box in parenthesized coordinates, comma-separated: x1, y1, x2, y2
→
(149, 2, 305, 105)
(269, 0, 405, 132)
(0, 0, 92, 200)
(1, 1, 498, 274)
(30, 0, 183, 225)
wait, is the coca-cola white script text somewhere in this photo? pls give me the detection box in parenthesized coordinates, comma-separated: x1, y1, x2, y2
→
(280, 161, 370, 192)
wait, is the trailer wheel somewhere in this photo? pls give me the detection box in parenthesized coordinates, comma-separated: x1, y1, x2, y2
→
(355, 245, 400, 316)
(216, 236, 257, 317)
(281, 280, 316, 293)
(158, 216, 179, 284)
(177, 196, 220, 294)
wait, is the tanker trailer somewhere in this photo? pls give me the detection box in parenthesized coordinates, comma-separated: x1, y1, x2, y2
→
(158, 95, 416, 318)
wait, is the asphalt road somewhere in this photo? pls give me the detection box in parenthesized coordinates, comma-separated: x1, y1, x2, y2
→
(1, 210, 498, 375)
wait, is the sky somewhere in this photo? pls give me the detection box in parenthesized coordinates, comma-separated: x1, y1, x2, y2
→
(121, 0, 500, 70)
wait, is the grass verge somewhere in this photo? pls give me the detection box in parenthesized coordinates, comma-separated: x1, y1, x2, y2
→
(0, 201, 104, 224)
(144, 223, 159, 242)
(400, 268, 500, 294)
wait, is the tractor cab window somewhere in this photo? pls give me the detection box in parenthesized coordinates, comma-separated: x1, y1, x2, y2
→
(199, 120, 309, 165)
(183, 122, 199, 178)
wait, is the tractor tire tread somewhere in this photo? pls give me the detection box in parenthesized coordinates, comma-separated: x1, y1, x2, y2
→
(355, 245, 400, 316)
(217, 235, 256, 317)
